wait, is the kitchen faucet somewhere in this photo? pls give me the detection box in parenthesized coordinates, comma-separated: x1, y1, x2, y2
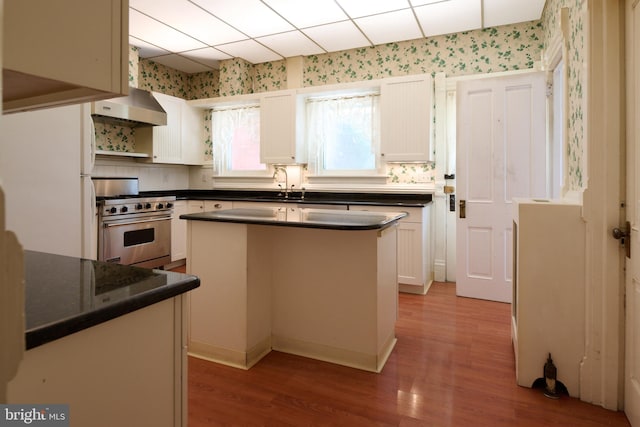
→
(273, 166, 289, 198)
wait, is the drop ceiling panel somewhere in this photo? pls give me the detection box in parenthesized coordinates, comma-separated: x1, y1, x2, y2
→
(181, 47, 233, 66)
(191, 0, 294, 38)
(129, 36, 170, 58)
(258, 31, 325, 58)
(336, 0, 411, 18)
(263, 0, 348, 28)
(409, 0, 452, 5)
(218, 39, 284, 64)
(128, 0, 546, 72)
(129, 9, 207, 52)
(130, 0, 246, 45)
(146, 53, 214, 73)
(483, 0, 546, 27)
(355, 9, 422, 46)
(304, 21, 371, 53)
(414, 0, 482, 37)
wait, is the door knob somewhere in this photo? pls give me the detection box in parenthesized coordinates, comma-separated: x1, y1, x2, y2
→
(612, 227, 628, 240)
(459, 200, 466, 219)
(612, 221, 631, 258)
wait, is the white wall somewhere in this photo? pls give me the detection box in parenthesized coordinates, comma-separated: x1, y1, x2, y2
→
(93, 157, 190, 191)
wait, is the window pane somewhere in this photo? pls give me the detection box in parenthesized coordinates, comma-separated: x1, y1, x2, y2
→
(307, 94, 379, 174)
(212, 106, 266, 173)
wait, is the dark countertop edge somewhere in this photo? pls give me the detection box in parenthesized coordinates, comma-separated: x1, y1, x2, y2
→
(26, 276, 200, 350)
(180, 211, 407, 231)
(140, 189, 433, 207)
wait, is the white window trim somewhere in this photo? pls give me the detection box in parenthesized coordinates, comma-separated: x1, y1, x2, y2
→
(210, 104, 272, 179)
(305, 91, 383, 181)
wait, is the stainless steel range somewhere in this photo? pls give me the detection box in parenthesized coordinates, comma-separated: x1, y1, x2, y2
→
(95, 178, 175, 269)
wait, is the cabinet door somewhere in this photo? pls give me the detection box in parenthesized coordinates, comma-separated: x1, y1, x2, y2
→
(349, 205, 429, 292)
(3, 0, 128, 113)
(151, 93, 183, 164)
(171, 201, 189, 262)
(396, 222, 424, 286)
(380, 75, 433, 162)
(204, 201, 232, 211)
(260, 90, 304, 164)
(187, 201, 205, 213)
(136, 93, 183, 163)
(182, 104, 205, 165)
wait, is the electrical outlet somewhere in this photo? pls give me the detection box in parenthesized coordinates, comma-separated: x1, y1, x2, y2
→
(415, 173, 429, 183)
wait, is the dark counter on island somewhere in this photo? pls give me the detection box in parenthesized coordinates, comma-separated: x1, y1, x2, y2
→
(24, 251, 200, 350)
(180, 207, 408, 230)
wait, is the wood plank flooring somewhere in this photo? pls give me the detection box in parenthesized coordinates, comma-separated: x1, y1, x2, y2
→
(182, 276, 630, 426)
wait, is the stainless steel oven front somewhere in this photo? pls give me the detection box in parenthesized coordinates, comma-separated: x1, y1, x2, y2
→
(97, 196, 175, 269)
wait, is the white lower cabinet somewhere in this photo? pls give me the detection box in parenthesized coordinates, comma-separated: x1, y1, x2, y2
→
(349, 204, 432, 294)
(172, 200, 232, 262)
(8, 297, 187, 427)
(171, 201, 189, 262)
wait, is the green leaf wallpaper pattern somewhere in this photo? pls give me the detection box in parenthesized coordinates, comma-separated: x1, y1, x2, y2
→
(120, 12, 589, 189)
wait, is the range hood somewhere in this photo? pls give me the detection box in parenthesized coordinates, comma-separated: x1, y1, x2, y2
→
(91, 87, 167, 127)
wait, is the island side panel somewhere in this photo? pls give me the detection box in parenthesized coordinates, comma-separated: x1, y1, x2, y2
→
(186, 220, 271, 368)
(377, 224, 399, 372)
(7, 298, 181, 427)
(269, 226, 397, 372)
(246, 225, 274, 366)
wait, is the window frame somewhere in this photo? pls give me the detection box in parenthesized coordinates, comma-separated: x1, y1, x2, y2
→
(304, 90, 384, 179)
(210, 103, 271, 178)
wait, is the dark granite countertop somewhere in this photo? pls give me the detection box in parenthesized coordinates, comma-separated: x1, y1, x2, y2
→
(141, 189, 433, 208)
(24, 251, 200, 350)
(181, 207, 408, 230)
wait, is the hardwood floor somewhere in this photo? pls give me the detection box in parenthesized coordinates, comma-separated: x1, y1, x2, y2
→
(185, 279, 631, 426)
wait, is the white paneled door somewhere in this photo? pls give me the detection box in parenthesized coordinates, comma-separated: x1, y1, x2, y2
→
(626, 1, 640, 424)
(456, 72, 546, 302)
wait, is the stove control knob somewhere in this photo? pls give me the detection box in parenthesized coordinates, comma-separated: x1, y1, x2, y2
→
(121, 206, 128, 213)
(166, 202, 173, 209)
(109, 207, 117, 214)
(145, 203, 152, 209)
(157, 203, 164, 209)
(136, 203, 143, 210)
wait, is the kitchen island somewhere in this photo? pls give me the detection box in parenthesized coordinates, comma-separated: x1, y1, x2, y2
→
(181, 207, 406, 372)
(7, 251, 199, 427)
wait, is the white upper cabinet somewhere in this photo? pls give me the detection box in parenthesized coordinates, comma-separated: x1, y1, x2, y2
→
(260, 90, 306, 164)
(181, 103, 205, 165)
(380, 74, 434, 162)
(3, 0, 128, 113)
(137, 92, 204, 165)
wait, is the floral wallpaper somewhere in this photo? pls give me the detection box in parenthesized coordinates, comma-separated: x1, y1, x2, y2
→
(94, 122, 136, 152)
(253, 60, 287, 93)
(188, 70, 220, 99)
(542, 0, 586, 192)
(138, 59, 190, 99)
(218, 58, 254, 97)
(302, 23, 542, 86)
(111, 19, 547, 185)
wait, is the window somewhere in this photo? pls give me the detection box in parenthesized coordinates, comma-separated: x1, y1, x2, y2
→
(306, 93, 381, 176)
(211, 105, 267, 175)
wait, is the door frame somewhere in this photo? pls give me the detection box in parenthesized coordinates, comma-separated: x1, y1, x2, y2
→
(433, 68, 545, 284)
(625, 0, 640, 424)
(581, 0, 625, 410)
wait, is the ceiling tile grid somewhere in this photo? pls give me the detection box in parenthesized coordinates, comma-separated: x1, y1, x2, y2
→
(128, 0, 546, 74)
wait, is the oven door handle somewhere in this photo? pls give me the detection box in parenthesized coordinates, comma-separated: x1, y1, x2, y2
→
(103, 216, 171, 228)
